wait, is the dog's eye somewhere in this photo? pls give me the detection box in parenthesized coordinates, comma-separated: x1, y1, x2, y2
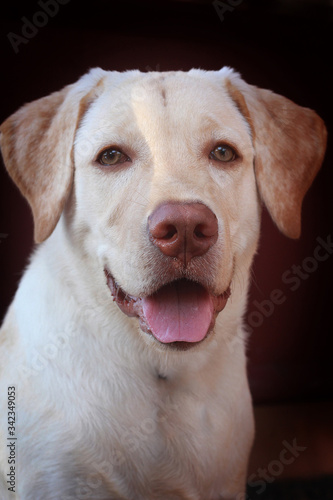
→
(210, 145, 236, 163)
(97, 148, 129, 166)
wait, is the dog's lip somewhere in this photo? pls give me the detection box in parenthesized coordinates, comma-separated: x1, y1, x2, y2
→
(104, 268, 231, 346)
(104, 269, 139, 317)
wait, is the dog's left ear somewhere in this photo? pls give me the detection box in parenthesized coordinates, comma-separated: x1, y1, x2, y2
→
(225, 72, 327, 238)
(0, 68, 106, 243)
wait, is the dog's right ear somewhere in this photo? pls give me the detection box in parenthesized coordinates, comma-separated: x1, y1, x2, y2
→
(0, 68, 106, 243)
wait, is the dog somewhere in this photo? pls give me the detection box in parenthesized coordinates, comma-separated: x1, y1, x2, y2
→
(0, 67, 327, 499)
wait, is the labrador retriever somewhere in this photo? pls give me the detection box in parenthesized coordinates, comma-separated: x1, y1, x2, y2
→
(0, 68, 327, 500)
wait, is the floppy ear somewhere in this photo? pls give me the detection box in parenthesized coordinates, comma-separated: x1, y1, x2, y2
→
(225, 71, 327, 238)
(0, 68, 106, 243)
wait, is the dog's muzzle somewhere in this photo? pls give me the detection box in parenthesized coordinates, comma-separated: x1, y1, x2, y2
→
(105, 202, 230, 347)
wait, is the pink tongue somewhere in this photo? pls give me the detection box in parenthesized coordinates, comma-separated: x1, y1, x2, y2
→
(141, 280, 214, 343)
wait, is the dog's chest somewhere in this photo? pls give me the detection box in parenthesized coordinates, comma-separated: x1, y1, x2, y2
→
(60, 371, 229, 498)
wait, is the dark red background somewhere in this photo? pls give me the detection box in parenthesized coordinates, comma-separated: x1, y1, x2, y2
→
(0, 0, 332, 404)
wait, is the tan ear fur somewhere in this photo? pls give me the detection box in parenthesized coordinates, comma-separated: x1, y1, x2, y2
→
(0, 69, 106, 243)
(226, 74, 327, 238)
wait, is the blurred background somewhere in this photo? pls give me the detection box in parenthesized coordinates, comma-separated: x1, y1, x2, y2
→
(1, 0, 333, 496)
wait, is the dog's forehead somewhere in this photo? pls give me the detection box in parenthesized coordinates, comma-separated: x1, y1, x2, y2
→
(98, 70, 235, 114)
(76, 70, 251, 154)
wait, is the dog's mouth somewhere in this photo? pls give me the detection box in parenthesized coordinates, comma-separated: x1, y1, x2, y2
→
(105, 270, 230, 347)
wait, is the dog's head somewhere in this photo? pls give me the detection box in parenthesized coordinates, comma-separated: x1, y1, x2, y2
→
(0, 68, 326, 349)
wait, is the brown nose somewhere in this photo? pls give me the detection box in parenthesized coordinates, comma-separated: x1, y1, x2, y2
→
(148, 202, 218, 265)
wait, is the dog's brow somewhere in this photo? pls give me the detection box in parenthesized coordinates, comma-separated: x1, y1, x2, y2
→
(160, 87, 167, 107)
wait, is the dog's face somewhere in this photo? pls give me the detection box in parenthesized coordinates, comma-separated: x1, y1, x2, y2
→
(0, 68, 326, 350)
(72, 71, 259, 346)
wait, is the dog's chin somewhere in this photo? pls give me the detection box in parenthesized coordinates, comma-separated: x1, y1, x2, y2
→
(104, 269, 231, 351)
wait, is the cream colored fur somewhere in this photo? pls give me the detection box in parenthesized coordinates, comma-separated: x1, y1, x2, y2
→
(0, 68, 327, 500)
